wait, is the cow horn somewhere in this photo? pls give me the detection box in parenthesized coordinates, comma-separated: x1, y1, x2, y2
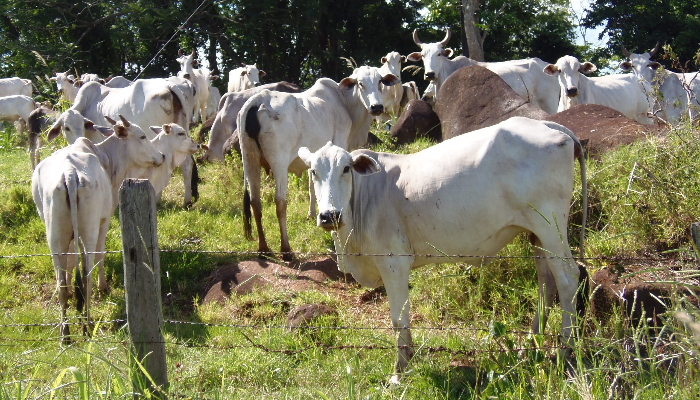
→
(178, 49, 183, 57)
(649, 42, 661, 57)
(441, 28, 451, 46)
(412, 29, 423, 46)
(190, 49, 195, 57)
(621, 45, 631, 58)
(119, 114, 131, 127)
(104, 115, 117, 125)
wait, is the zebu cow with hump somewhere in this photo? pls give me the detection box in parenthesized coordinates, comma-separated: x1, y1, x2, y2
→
(177, 49, 209, 124)
(619, 43, 688, 124)
(47, 77, 201, 207)
(544, 55, 652, 124)
(32, 115, 164, 342)
(240, 66, 400, 261)
(202, 81, 302, 162)
(298, 117, 588, 382)
(377, 52, 418, 121)
(0, 77, 32, 97)
(408, 28, 560, 114)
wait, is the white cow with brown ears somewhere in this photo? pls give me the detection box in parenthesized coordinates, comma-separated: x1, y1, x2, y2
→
(299, 117, 587, 383)
(32, 115, 164, 342)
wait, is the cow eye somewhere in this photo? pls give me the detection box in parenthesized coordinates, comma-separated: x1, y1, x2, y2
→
(178, 132, 185, 136)
(310, 169, 316, 177)
(343, 166, 350, 174)
(358, 82, 364, 88)
(140, 135, 147, 140)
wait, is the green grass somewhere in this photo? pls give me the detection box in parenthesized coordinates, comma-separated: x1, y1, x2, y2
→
(0, 121, 699, 398)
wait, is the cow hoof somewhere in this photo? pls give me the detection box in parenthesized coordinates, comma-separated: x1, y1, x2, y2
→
(183, 201, 193, 209)
(282, 252, 294, 262)
(389, 374, 401, 385)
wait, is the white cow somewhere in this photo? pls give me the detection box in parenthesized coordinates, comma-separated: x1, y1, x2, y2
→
(203, 81, 302, 162)
(32, 115, 164, 341)
(228, 64, 266, 93)
(421, 81, 436, 107)
(46, 77, 199, 206)
(299, 117, 587, 382)
(50, 71, 82, 104)
(176, 49, 209, 124)
(672, 71, 700, 119)
(0, 77, 32, 97)
(104, 76, 133, 88)
(544, 55, 652, 124)
(80, 73, 103, 83)
(203, 71, 221, 120)
(619, 44, 688, 124)
(378, 52, 407, 120)
(0, 95, 36, 140)
(408, 28, 560, 114)
(239, 66, 400, 261)
(126, 123, 201, 202)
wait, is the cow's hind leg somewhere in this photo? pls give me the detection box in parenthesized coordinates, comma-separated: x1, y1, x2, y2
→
(180, 155, 195, 207)
(273, 169, 293, 261)
(246, 159, 271, 256)
(531, 235, 558, 334)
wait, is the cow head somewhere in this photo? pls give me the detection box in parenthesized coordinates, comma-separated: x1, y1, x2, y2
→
(407, 28, 453, 82)
(381, 51, 406, 77)
(544, 55, 597, 99)
(50, 71, 80, 95)
(619, 43, 662, 86)
(338, 66, 400, 116)
(177, 49, 197, 81)
(150, 123, 200, 167)
(241, 64, 266, 88)
(105, 115, 164, 167)
(47, 109, 112, 144)
(299, 142, 380, 231)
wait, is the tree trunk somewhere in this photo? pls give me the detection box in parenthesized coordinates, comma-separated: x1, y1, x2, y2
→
(459, 5, 468, 57)
(462, 0, 485, 62)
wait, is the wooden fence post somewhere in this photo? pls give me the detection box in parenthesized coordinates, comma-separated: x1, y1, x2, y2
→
(119, 179, 168, 396)
(691, 222, 700, 259)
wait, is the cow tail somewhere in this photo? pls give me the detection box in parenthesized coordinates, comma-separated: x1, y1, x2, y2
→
(190, 154, 199, 203)
(65, 171, 84, 313)
(243, 172, 253, 241)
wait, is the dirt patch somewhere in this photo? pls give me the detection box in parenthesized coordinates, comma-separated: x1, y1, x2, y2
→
(201, 257, 356, 305)
(545, 104, 666, 158)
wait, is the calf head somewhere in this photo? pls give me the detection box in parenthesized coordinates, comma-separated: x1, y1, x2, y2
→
(47, 109, 111, 144)
(619, 43, 662, 85)
(381, 51, 406, 77)
(298, 142, 380, 231)
(105, 115, 165, 168)
(149, 123, 201, 166)
(408, 28, 453, 82)
(338, 66, 400, 116)
(544, 55, 597, 99)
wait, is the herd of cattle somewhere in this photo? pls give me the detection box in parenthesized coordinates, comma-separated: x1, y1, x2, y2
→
(3, 27, 698, 381)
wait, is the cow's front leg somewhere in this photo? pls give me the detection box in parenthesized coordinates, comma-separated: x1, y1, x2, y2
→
(274, 171, 293, 261)
(379, 259, 413, 383)
(180, 155, 195, 207)
(307, 169, 317, 220)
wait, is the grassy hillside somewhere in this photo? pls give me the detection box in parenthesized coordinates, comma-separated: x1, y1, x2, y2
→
(0, 120, 699, 399)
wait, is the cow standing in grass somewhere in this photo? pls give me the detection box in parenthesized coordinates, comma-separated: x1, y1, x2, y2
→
(299, 117, 587, 382)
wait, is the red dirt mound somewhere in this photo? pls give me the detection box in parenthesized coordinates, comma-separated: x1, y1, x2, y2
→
(201, 257, 355, 305)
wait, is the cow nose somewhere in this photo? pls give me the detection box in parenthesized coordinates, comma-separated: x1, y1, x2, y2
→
(318, 211, 342, 227)
(370, 104, 384, 115)
(566, 87, 578, 97)
(425, 71, 436, 80)
(183, 73, 191, 80)
(254, 82, 261, 87)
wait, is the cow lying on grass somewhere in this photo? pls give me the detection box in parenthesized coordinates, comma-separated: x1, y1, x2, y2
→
(32, 115, 164, 342)
(299, 116, 588, 383)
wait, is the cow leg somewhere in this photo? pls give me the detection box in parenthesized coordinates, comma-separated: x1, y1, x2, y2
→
(247, 161, 271, 255)
(80, 232, 99, 337)
(307, 169, 316, 219)
(51, 244, 71, 342)
(180, 155, 194, 207)
(65, 240, 75, 298)
(274, 171, 293, 261)
(531, 236, 557, 334)
(378, 259, 414, 383)
(94, 220, 109, 291)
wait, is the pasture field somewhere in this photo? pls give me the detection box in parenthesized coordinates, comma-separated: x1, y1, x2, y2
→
(0, 121, 699, 399)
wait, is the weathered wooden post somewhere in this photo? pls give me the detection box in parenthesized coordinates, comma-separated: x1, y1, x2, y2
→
(119, 179, 168, 396)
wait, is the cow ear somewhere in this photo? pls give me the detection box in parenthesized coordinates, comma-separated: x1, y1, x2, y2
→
(351, 154, 380, 176)
(649, 61, 662, 70)
(74, 80, 83, 87)
(381, 73, 401, 87)
(442, 48, 454, 58)
(298, 147, 312, 166)
(201, 144, 209, 151)
(543, 64, 559, 76)
(95, 126, 113, 137)
(338, 77, 357, 90)
(381, 57, 387, 64)
(47, 121, 62, 142)
(115, 125, 128, 138)
(163, 124, 172, 134)
(619, 61, 632, 72)
(84, 120, 94, 130)
(407, 52, 422, 62)
(400, 55, 406, 63)
(193, 60, 199, 68)
(258, 70, 266, 78)
(210, 75, 219, 81)
(580, 62, 597, 74)
(150, 126, 163, 135)
(240, 70, 248, 76)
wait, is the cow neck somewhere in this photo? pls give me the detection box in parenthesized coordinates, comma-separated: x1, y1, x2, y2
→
(338, 87, 372, 151)
(94, 134, 131, 190)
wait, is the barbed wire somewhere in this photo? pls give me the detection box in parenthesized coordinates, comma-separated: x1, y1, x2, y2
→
(1, 248, 699, 264)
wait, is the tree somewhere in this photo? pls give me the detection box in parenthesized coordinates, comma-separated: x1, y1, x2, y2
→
(582, 0, 700, 70)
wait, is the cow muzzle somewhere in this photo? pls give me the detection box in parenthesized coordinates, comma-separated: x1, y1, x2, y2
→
(369, 104, 384, 115)
(565, 87, 578, 97)
(183, 73, 191, 80)
(424, 72, 436, 81)
(318, 210, 343, 231)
